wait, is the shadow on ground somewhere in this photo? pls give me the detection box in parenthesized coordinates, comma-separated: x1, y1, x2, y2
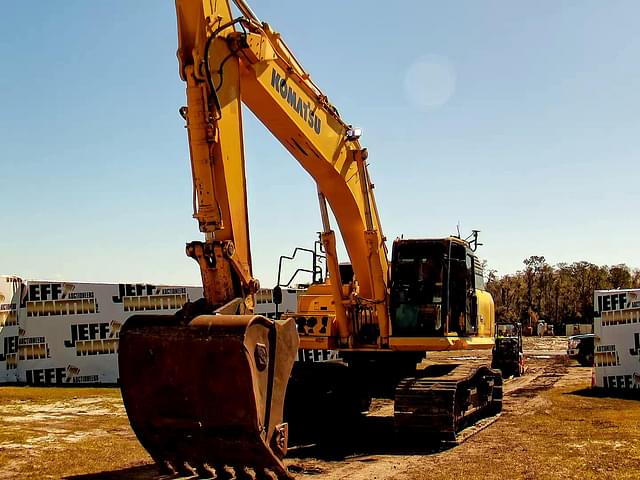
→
(62, 416, 449, 480)
(66, 464, 159, 480)
(567, 387, 640, 401)
(287, 416, 452, 461)
(65, 416, 452, 480)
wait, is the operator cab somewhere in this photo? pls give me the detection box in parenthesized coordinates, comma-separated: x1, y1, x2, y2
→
(390, 237, 483, 338)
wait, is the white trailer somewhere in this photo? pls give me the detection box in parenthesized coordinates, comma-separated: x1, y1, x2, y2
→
(16, 280, 204, 385)
(0, 278, 303, 385)
(0, 275, 23, 383)
(593, 289, 640, 390)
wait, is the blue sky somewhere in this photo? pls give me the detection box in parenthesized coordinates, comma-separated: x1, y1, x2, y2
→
(1, 1, 638, 287)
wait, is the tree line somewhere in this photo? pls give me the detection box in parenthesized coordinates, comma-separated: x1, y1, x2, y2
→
(483, 257, 640, 331)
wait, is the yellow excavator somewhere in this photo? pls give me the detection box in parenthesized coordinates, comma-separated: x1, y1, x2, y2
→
(118, 1, 502, 478)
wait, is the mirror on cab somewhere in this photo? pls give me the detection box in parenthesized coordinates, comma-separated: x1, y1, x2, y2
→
(272, 285, 283, 305)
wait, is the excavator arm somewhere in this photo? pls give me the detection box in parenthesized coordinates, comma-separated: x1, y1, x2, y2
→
(176, 0, 256, 312)
(175, 0, 391, 346)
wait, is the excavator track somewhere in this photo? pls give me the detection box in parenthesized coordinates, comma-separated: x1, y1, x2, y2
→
(394, 364, 502, 442)
(118, 314, 298, 479)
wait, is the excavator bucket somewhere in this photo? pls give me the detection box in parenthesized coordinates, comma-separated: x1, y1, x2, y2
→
(118, 313, 299, 479)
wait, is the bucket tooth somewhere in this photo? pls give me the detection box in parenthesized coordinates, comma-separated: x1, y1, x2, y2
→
(233, 466, 254, 479)
(192, 463, 213, 478)
(119, 313, 299, 477)
(255, 469, 275, 480)
(173, 460, 194, 477)
(211, 465, 232, 479)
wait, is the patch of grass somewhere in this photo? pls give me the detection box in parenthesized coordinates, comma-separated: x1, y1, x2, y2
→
(0, 387, 150, 479)
(400, 381, 640, 480)
(0, 386, 121, 402)
(2, 375, 640, 479)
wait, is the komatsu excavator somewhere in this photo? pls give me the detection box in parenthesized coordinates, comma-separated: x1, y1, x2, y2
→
(118, 1, 503, 478)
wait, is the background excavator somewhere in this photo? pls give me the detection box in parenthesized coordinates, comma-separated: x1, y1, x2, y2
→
(118, 1, 503, 478)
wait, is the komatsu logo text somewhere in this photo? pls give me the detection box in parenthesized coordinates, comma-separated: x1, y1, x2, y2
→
(271, 69, 321, 135)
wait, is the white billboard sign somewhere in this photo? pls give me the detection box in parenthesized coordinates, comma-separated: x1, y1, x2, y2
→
(0, 276, 22, 382)
(0, 278, 304, 385)
(594, 289, 640, 390)
(16, 281, 203, 385)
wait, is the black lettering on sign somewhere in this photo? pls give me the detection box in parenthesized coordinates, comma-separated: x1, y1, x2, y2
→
(295, 349, 336, 363)
(604, 374, 638, 389)
(64, 323, 110, 347)
(112, 284, 156, 303)
(0, 336, 18, 361)
(64, 323, 117, 356)
(597, 293, 628, 314)
(25, 367, 66, 385)
(630, 333, 640, 357)
(28, 283, 63, 302)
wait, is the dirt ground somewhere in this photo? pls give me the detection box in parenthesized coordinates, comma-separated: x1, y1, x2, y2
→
(1, 337, 639, 480)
